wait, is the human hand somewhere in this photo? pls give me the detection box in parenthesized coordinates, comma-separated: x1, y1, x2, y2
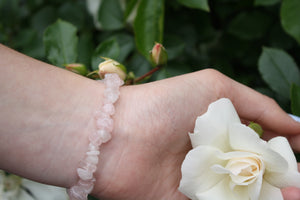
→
(2, 45, 297, 199)
(91, 69, 300, 199)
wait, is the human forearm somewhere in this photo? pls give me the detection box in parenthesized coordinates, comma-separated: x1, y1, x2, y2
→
(0, 44, 104, 187)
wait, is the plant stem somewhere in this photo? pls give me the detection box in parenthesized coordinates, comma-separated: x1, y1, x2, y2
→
(134, 65, 162, 83)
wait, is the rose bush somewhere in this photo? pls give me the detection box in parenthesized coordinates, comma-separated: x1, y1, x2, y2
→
(179, 98, 300, 200)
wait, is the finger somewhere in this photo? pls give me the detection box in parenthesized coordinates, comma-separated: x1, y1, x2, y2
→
(263, 130, 300, 152)
(282, 187, 300, 200)
(239, 119, 300, 152)
(226, 78, 300, 136)
(288, 134, 300, 153)
(281, 164, 300, 199)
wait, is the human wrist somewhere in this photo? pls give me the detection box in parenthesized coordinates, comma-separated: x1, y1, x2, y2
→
(67, 74, 124, 199)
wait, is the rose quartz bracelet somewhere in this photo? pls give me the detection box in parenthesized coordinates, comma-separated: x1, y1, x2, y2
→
(67, 73, 124, 200)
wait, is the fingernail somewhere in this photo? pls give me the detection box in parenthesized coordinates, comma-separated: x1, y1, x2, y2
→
(289, 114, 300, 123)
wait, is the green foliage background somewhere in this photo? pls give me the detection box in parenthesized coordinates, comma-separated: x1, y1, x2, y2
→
(1, 0, 300, 113)
(1, 0, 300, 198)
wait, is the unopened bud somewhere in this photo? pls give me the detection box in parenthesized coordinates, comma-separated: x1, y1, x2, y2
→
(127, 71, 135, 80)
(248, 122, 264, 137)
(86, 70, 100, 79)
(98, 58, 127, 81)
(65, 63, 88, 76)
(150, 42, 168, 66)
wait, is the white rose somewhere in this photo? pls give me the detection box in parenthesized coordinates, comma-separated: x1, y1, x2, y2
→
(178, 98, 300, 200)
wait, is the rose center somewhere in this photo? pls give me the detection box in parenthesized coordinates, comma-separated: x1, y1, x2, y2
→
(226, 156, 263, 186)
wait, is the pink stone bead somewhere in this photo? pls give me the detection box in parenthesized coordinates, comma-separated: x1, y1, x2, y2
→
(86, 150, 100, 156)
(86, 154, 99, 165)
(88, 143, 99, 152)
(94, 111, 109, 120)
(97, 129, 111, 143)
(68, 185, 87, 200)
(104, 73, 124, 87)
(89, 131, 103, 146)
(78, 180, 95, 193)
(96, 117, 113, 132)
(103, 103, 115, 115)
(77, 168, 93, 181)
(78, 161, 97, 173)
(103, 88, 120, 104)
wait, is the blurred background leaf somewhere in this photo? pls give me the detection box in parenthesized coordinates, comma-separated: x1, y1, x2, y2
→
(254, 0, 280, 6)
(291, 84, 300, 116)
(134, 0, 164, 60)
(43, 19, 78, 67)
(281, 0, 300, 45)
(227, 11, 272, 40)
(91, 38, 120, 71)
(177, 0, 209, 12)
(1, 0, 300, 113)
(258, 47, 300, 100)
(98, 0, 124, 31)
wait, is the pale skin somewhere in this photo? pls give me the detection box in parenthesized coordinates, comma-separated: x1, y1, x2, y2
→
(0, 44, 299, 200)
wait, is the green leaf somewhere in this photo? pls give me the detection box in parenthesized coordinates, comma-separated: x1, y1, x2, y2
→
(291, 84, 300, 116)
(281, 0, 300, 44)
(98, 0, 124, 31)
(124, 0, 139, 20)
(164, 35, 185, 61)
(58, 2, 86, 30)
(254, 0, 280, 6)
(78, 32, 93, 69)
(177, 0, 209, 12)
(268, 23, 294, 50)
(43, 19, 78, 67)
(91, 39, 120, 71)
(112, 33, 135, 63)
(228, 11, 272, 40)
(88, 195, 99, 200)
(258, 47, 300, 99)
(0, 0, 24, 27)
(127, 52, 152, 77)
(134, 0, 164, 59)
(31, 6, 57, 35)
(15, 29, 45, 59)
(98, 33, 134, 63)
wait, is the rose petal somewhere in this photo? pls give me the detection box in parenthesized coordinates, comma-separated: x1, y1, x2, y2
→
(178, 146, 226, 199)
(189, 98, 240, 151)
(258, 181, 283, 200)
(265, 170, 300, 189)
(263, 137, 300, 188)
(212, 151, 264, 194)
(229, 124, 288, 173)
(217, 151, 261, 160)
(211, 161, 257, 185)
(268, 137, 298, 171)
(248, 167, 264, 200)
(195, 178, 249, 200)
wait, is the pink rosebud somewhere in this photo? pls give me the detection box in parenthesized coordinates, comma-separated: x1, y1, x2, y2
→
(65, 63, 88, 75)
(150, 43, 168, 66)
